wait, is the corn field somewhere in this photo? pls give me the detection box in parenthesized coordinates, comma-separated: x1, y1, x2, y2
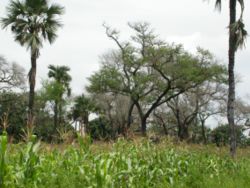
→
(0, 134, 250, 188)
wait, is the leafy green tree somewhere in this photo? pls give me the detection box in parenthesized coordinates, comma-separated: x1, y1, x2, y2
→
(47, 65, 71, 130)
(211, 124, 247, 147)
(71, 94, 97, 135)
(1, 0, 64, 123)
(0, 91, 27, 141)
(88, 23, 226, 136)
(91, 93, 131, 138)
(210, 0, 248, 156)
(32, 91, 55, 142)
(167, 48, 227, 141)
(41, 80, 64, 132)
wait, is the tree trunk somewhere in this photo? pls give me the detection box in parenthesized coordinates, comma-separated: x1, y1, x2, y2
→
(58, 100, 62, 128)
(175, 109, 185, 140)
(83, 113, 89, 134)
(141, 117, 147, 136)
(54, 100, 58, 132)
(127, 101, 135, 129)
(75, 121, 77, 131)
(178, 124, 189, 141)
(134, 100, 148, 136)
(228, 0, 237, 158)
(162, 123, 168, 135)
(28, 51, 37, 123)
(201, 119, 207, 144)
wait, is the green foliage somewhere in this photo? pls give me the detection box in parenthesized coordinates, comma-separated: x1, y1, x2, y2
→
(88, 66, 123, 94)
(88, 117, 113, 140)
(71, 94, 98, 122)
(48, 65, 72, 97)
(1, 0, 64, 53)
(211, 124, 248, 147)
(0, 132, 7, 188)
(0, 92, 27, 141)
(41, 80, 66, 102)
(0, 139, 250, 187)
(88, 23, 227, 135)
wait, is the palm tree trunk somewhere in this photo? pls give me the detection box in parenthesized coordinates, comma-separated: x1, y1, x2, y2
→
(228, 0, 237, 158)
(28, 51, 37, 122)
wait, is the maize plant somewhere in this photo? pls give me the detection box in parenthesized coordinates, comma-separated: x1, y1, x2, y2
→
(0, 139, 249, 187)
(0, 131, 7, 188)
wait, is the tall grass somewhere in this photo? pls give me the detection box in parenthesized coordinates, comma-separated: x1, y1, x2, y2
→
(0, 136, 249, 187)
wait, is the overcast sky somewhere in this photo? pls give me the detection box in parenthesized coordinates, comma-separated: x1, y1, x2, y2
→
(0, 0, 249, 97)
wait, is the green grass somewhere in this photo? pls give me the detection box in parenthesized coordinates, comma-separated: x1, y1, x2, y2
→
(1, 136, 250, 187)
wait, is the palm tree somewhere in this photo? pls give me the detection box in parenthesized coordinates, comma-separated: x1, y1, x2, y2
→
(48, 65, 71, 129)
(1, 0, 64, 123)
(213, 0, 247, 157)
(71, 95, 97, 135)
(48, 65, 71, 95)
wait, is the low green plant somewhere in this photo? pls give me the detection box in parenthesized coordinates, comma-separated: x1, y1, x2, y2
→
(0, 131, 8, 188)
(1, 139, 250, 187)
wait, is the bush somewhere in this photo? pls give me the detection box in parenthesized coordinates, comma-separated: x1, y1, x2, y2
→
(211, 124, 248, 147)
(88, 117, 114, 140)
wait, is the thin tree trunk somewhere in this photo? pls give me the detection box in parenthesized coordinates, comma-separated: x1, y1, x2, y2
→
(54, 100, 58, 132)
(28, 51, 37, 123)
(201, 119, 207, 144)
(58, 101, 62, 128)
(162, 123, 168, 135)
(80, 120, 83, 137)
(176, 109, 183, 140)
(228, 0, 237, 158)
(154, 112, 168, 135)
(127, 101, 135, 129)
(83, 113, 89, 134)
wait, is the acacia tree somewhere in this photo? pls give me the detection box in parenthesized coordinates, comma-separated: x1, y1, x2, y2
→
(1, 0, 64, 123)
(167, 83, 225, 142)
(211, 0, 248, 157)
(167, 49, 227, 141)
(88, 23, 225, 136)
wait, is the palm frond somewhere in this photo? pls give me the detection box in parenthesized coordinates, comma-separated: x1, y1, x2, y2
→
(230, 19, 248, 50)
(47, 4, 65, 18)
(237, 0, 245, 19)
(1, 0, 64, 50)
(215, 0, 222, 11)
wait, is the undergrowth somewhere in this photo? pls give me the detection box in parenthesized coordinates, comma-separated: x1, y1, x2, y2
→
(0, 135, 250, 188)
